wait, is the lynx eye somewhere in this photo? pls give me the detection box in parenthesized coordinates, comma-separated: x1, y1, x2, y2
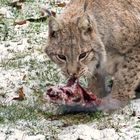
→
(57, 54, 66, 61)
(79, 52, 87, 60)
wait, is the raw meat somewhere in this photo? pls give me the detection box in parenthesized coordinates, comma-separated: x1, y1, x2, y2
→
(44, 77, 101, 107)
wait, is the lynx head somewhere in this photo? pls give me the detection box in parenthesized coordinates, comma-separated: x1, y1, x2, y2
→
(45, 13, 106, 78)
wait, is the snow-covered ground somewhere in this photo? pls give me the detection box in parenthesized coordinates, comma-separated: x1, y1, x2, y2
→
(0, 0, 140, 140)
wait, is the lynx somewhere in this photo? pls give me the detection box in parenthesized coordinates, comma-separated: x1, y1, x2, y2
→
(45, 0, 140, 111)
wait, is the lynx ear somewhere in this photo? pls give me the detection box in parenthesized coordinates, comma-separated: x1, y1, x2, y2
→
(78, 15, 92, 31)
(48, 17, 61, 37)
(49, 17, 60, 31)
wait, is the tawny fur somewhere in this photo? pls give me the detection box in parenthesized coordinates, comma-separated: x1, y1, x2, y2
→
(45, 0, 140, 111)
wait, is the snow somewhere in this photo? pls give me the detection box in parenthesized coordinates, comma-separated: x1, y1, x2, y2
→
(0, 0, 140, 140)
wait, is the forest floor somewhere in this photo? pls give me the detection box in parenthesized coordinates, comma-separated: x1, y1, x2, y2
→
(0, 0, 140, 140)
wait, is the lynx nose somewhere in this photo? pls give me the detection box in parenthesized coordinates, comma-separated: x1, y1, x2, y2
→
(67, 65, 80, 77)
(67, 69, 77, 77)
(69, 72, 77, 77)
(67, 67, 78, 77)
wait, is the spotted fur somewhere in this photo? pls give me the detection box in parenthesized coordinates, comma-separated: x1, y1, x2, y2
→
(45, 0, 140, 111)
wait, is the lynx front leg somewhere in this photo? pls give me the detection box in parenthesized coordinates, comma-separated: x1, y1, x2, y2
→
(88, 72, 108, 98)
(98, 54, 140, 112)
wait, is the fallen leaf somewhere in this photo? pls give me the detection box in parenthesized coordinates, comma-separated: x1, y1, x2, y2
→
(9, 1, 23, 9)
(13, 87, 25, 101)
(40, 10, 45, 17)
(22, 74, 26, 80)
(56, 2, 66, 7)
(14, 20, 27, 25)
